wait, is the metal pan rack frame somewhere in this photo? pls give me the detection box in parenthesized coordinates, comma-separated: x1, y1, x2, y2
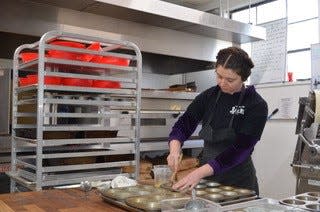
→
(8, 31, 142, 191)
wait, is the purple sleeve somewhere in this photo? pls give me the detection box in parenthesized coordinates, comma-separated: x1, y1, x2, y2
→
(168, 112, 200, 146)
(207, 133, 258, 175)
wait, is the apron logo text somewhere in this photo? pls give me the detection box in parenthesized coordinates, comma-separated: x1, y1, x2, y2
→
(230, 105, 245, 115)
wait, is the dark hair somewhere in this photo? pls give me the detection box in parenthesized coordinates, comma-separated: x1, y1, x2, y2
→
(215, 47, 254, 81)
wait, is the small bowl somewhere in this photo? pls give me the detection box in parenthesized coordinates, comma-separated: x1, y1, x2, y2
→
(282, 199, 305, 205)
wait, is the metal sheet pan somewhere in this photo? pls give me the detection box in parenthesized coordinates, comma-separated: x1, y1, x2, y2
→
(222, 198, 305, 211)
(280, 192, 320, 211)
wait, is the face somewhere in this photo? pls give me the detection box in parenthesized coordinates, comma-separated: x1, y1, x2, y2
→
(216, 65, 243, 94)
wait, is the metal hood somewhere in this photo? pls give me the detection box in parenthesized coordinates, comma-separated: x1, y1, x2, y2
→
(0, 0, 265, 73)
(28, 0, 266, 43)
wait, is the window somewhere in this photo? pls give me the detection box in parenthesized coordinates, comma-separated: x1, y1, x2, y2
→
(287, 0, 318, 23)
(231, 0, 319, 81)
(256, 0, 286, 24)
(232, 8, 257, 25)
(287, 19, 319, 51)
(287, 51, 311, 80)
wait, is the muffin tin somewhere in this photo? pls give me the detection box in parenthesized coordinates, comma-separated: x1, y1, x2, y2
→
(161, 197, 221, 211)
(125, 193, 186, 211)
(222, 198, 304, 212)
(100, 184, 187, 211)
(100, 182, 256, 211)
(194, 181, 256, 203)
(280, 192, 320, 211)
(100, 184, 175, 201)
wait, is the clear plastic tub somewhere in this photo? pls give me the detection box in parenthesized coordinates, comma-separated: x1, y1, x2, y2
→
(152, 165, 172, 188)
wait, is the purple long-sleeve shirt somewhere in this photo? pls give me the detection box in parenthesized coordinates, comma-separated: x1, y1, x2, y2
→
(168, 110, 258, 175)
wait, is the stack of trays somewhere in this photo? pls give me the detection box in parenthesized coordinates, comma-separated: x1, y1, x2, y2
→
(280, 192, 320, 211)
(193, 181, 256, 203)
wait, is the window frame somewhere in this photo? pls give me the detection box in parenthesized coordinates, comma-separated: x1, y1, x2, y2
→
(230, 0, 319, 81)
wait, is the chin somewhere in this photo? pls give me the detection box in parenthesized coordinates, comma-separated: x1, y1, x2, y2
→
(220, 88, 230, 93)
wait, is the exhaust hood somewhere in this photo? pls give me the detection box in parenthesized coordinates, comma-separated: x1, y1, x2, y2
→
(0, 0, 265, 73)
(28, 0, 266, 43)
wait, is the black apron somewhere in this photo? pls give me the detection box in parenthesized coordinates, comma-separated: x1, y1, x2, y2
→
(198, 87, 259, 195)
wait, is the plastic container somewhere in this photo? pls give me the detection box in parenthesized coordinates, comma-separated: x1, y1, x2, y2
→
(47, 40, 85, 60)
(287, 72, 293, 82)
(152, 165, 172, 188)
(92, 80, 121, 89)
(26, 75, 62, 85)
(93, 56, 130, 66)
(19, 77, 29, 86)
(62, 78, 93, 87)
(19, 52, 38, 63)
(77, 42, 103, 62)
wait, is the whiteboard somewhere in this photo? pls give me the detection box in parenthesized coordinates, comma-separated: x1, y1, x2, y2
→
(250, 19, 287, 85)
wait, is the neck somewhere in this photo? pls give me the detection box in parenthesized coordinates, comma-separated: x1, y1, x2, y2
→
(229, 84, 244, 95)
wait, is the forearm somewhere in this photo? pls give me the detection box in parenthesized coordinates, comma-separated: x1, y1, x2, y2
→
(197, 164, 214, 178)
(168, 112, 200, 146)
(169, 140, 181, 154)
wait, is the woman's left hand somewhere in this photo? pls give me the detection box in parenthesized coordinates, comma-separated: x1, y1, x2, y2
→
(172, 169, 202, 191)
(172, 164, 214, 191)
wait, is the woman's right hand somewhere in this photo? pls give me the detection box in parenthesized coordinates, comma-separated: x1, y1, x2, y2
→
(167, 140, 181, 172)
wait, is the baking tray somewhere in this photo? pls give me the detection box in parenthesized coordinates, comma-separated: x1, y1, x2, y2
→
(280, 192, 320, 211)
(162, 181, 257, 206)
(101, 192, 187, 212)
(99, 185, 187, 212)
(100, 183, 257, 211)
(161, 197, 221, 211)
(101, 194, 143, 212)
(193, 182, 257, 205)
(222, 198, 305, 211)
